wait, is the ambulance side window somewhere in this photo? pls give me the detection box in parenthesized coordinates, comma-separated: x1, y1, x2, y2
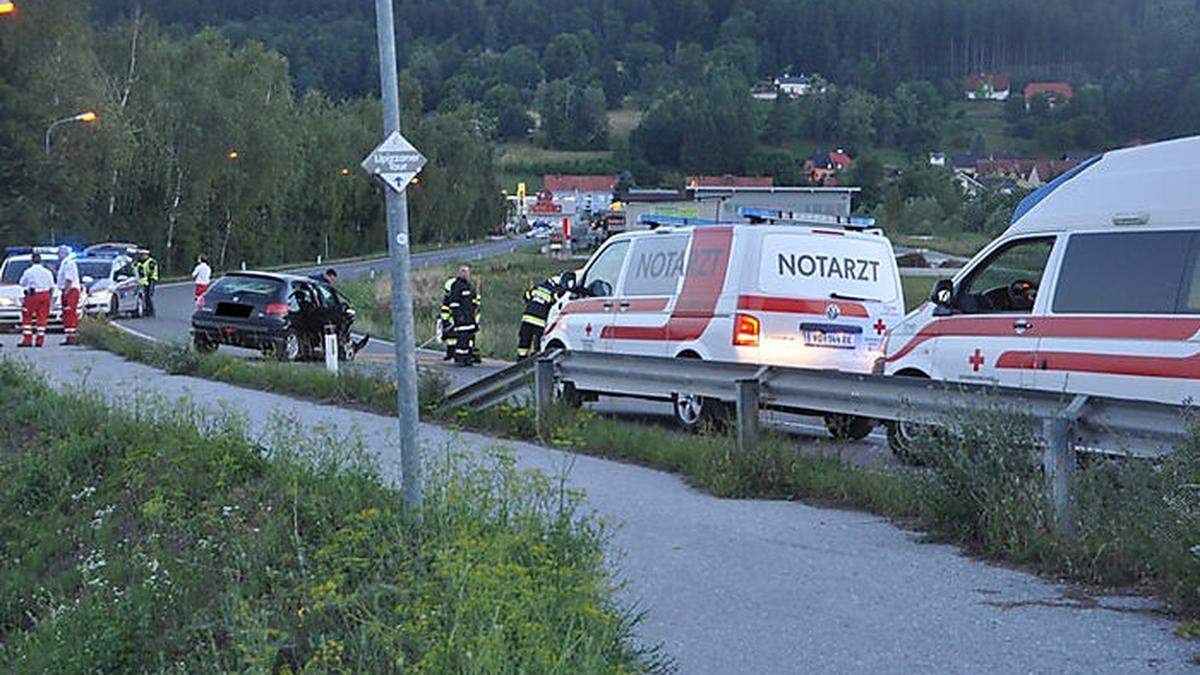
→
(1054, 230, 1195, 314)
(624, 236, 688, 296)
(955, 237, 1054, 314)
(581, 240, 629, 298)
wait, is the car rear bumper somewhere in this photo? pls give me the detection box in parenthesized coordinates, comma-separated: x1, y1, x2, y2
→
(192, 318, 287, 350)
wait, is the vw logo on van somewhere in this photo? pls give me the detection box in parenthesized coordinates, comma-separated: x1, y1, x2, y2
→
(825, 303, 840, 321)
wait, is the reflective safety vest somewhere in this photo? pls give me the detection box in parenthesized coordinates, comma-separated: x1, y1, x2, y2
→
(134, 258, 159, 285)
(521, 277, 562, 328)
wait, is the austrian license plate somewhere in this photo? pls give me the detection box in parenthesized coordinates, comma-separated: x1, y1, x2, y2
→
(800, 322, 862, 349)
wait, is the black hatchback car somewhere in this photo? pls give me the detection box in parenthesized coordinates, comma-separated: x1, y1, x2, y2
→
(191, 272, 367, 361)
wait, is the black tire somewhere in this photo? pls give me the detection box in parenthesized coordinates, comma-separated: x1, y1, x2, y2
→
(886, 371, 932, 464)
(559, 381, 584, 408)
(108, 295, 120, 318)
(194, 333, 217, 354)
(825, 414, 875, 442)
(275, 329, 302, 362)
(671, 353, 732, 432)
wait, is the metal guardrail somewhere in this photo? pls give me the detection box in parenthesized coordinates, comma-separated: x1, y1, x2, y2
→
(440, 351, 559, 411)
(524, 350, 1193, 533)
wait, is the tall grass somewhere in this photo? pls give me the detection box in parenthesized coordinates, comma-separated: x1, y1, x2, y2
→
(0, 361, 658, 672)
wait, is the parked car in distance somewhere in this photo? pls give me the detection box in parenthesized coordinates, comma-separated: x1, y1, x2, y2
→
(191, 271, 367, 361)
(83, 242, 140, 258)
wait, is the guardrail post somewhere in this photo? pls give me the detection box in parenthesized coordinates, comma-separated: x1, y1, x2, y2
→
(323, 324, 339, 375)
(1042, 416, 1074, 534)
(534, 357, 554, 438)
(735, 378, 760, 453)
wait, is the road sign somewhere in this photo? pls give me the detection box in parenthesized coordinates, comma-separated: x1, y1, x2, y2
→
(361, 130, 427, 193)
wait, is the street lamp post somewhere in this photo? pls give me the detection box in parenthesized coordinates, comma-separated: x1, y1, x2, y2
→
(45, 111, 97, 155)
(0, 3, 16, 16)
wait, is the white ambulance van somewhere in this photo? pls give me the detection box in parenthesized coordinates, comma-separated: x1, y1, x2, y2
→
(543, 214, 905, 437)
(883, 135, 1200, 454)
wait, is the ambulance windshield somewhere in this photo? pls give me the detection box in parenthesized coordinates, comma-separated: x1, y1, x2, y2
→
(757, 233, 897, 303)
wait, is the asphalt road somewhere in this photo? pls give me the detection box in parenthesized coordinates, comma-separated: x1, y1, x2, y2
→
(11, 344, 1196, 674)
(119, 237, 534, 356)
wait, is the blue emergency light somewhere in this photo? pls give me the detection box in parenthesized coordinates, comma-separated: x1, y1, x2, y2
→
(637, 214, 720, 228)
(738, 207, 877, 229)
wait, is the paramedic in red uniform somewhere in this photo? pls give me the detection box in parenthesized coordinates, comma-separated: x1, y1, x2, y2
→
(57, 246, 80, 345)
(18, 252, 55, 348)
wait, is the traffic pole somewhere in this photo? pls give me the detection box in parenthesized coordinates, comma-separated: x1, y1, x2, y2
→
(373, 0, 422, 510)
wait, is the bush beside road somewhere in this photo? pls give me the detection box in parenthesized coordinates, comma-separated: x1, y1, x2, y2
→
(81, 320, 1200, 618)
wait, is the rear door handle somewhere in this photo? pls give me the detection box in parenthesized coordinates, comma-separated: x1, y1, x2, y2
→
(602, 301, 614, 310)
(1013, 319, 1032, 334)
(618, 300, 630, 311)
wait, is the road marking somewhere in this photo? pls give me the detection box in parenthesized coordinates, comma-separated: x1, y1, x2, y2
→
(111, 321, 162, 343)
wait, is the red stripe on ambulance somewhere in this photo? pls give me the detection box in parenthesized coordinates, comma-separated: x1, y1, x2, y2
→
(737, 295, 869, 317)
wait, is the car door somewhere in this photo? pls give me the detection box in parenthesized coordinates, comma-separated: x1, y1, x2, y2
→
(289, 281, 323, 344)
(610, 234, 689, 357)
(113, 260, 138, 311)
(931, 236, 1056, 388)
(1032, 229, 1198, 403)
(558, 239, 630, 352)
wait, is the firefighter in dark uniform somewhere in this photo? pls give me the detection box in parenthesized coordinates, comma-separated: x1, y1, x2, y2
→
(516, 272, 573, 360)
(440, 265, 481, 365)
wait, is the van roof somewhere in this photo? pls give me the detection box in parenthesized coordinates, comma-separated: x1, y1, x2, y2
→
(1006, 135, 1200, 235)
(611, 222, 887, 241)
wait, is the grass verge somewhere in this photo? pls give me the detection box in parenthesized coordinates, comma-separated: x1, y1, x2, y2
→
(81, 321, 1200, 616)
(0, 360, 654, 672)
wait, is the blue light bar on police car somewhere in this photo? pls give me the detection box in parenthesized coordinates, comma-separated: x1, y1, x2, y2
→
(738, 207, 876, 228)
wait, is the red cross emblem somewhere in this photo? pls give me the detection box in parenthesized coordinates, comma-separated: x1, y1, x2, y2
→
(585, 322, 593, 336)
(874, 319, 886, 335)
(969, 348, 985, 372)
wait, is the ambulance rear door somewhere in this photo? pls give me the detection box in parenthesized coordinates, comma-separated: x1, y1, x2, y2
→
(751, 229, 903, 371)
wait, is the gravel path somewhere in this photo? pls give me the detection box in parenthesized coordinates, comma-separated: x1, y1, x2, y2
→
(6, 344, 1195, 674)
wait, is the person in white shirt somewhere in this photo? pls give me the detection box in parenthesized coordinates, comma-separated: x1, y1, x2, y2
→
(56, 246, 81, 345)
(192, 255, 212, 299)
(18, 253, 56, 348)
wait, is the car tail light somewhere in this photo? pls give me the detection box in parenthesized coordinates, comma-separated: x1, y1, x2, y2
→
(733, 313, 760, 347)
(264, 302, 289, 316)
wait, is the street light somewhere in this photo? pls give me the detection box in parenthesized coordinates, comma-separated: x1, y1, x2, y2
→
(45, 111, 98, 155)
(227, 150, 239, 160)
(0, 3, 16, 15)
(340, 167, 351, 176)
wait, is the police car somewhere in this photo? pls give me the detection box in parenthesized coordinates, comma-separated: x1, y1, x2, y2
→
(0, 247, 67, 331)
(75, 254, 144, 317)
(883, 135, 1200, 456)
(542, 211, 905, 437)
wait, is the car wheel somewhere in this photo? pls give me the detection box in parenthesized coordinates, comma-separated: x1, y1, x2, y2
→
(824, 414, 876, 442)
(886, 371, 933, 464)
(671, 353, 731, 432)
(275, 329, 302, 362)
(133, 294, 145, 318)
(194, 334, 217, 354)
(108, 295, 120, 318)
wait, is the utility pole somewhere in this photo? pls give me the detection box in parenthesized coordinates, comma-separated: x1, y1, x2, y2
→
(372, 0, 423, 510)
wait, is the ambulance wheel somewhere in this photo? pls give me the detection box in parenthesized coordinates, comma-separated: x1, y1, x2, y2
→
(824, 414, 875, 442)
(559, 381, 584, 408)
(671, 353, 732, 432)
(886, 371, 932, 464)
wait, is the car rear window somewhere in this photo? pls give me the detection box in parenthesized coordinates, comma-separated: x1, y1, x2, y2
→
(77, 261, 112, 280)
(757, 232, 898, 303)
(210, 276, 284, 300)
(1053, 231, 1196, 314)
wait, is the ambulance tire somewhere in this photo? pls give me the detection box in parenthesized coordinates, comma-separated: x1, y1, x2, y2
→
(824, 414, 875, 442)
(559, 381, 584, 408)
(672, 353, 732, 433)
(886, 371, 932, 465)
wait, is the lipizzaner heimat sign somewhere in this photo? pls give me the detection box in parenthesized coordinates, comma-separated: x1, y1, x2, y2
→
(361, 130, 427, 193)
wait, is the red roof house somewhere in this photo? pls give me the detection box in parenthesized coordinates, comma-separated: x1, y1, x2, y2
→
(964, 74, 1011, 100)
(1024, 82, 1074, 108)
(542, 175, 619, 193)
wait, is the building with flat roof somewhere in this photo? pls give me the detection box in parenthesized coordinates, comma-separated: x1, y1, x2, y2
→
(620, 185, 858, 230)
